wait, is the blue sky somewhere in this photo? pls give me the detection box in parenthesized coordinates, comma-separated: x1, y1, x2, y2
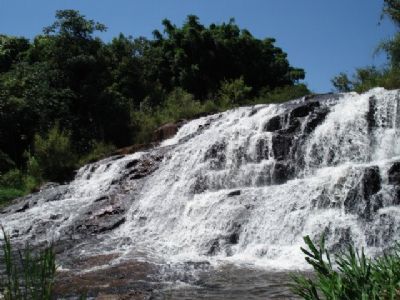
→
(0, 0, 397, 93)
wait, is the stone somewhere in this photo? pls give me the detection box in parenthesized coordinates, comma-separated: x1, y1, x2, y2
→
(271, 134, 292, 161)
(272, 162, 294, 185)
(227, 190, 241, 197)
(290, 101, 319, 119)
(388, 162, 400, 185)
(264, 115, 282, 132)
(344, 166, 381, 220)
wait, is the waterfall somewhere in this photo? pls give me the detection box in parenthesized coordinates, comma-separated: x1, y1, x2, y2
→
(1, 87, 400, 270)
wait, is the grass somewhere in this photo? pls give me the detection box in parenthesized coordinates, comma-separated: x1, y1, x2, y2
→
(0, 188, 25, 208)
(290, 235, 400, 300)
(0, 227, 56, 300)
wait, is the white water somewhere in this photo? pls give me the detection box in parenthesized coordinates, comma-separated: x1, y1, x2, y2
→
(1, 88, 400, 270)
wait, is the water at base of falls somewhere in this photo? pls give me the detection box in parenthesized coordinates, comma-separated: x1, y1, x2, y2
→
(1, 88, 400, 297)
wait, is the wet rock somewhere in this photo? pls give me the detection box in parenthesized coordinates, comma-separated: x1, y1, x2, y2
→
(290, 101, 320, 119)
(207, 239, 220, 255)
(227, 190, 241, 197)
(98, 217, 126, 233)
(255, 138, 270, 162)
(271, 134, 292, 161)
(264, 115, 282, 132)
(204, 142, 226, 169)
(363, 166, 381, 198)
(303, 108, 330, 134)
(94, 196, 109, 202)
(344, 166, 382, 220)
(388, 162, 400, 185)
(271, 162, 294, 184)
(228, 232, 239, 244)
(50, 214, 63, 220)
(367, 96, 377, 131)
(126, 159, 140, 169)
(15, 201, 30, 213)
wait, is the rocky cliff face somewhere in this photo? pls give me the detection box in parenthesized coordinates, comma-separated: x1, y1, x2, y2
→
(1, 88, 400, 280)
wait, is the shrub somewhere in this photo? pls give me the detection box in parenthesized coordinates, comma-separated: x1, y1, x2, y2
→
(255, 84, 310, 104)
(218, 77, 252, 107)
(33, 125, 77, 182)
(0, 188, 25, 207)
(0, 169, 24, 190)
(162, 88, 203, 121)
(290, 235, 400, 299)
(79, 141, 116, 165)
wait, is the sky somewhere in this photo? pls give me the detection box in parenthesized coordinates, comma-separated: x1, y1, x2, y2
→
(0, 0, 397, 93)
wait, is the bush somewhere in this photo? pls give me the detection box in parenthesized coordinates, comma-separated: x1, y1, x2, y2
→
(0, 227, 56, 300)
(0, 188, 25, 207)
(33, 125, 77, 182)
(0, 169, 24, 190)
(79, 141, 116, 165)
(218, 77, 252, 107)
(255, 84, 310, 104)
(162, 88, 203, 121)
(290, 235, 400, 299)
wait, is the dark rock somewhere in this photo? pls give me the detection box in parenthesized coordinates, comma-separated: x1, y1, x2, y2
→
(125, 159, 140, 169)
(344, 166, 381, 220)
(264, 115, 282, 132)
(207, 239, 220, 255)
(50, 214, 63, 220)
(98, 217, 126, 233)
(290, 101, 320, 119)
(192, 176, 207, 194)
(272, 162, 294, 185)
(204, 142, 226, 169)
(367, 96, 377, 131)
(94, 196, 108, 202)
(303, 108, 330, 134)
(227, 190, 241, 197)
(271, 134, 292, 161)
(388, 162, 400, 185)
(255, 138, 269, 162)
(228, 232, 239, 244)
(363, 166, 381, 198)
(15, 202, 30, 213)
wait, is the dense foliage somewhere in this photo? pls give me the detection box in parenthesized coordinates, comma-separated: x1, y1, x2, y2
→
(291, 235, 400, 300)
(332, 0, 400, 93)
(0, 10, 308, 198)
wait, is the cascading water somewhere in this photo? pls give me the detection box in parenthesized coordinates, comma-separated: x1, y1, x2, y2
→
(1, 88, 400, 289)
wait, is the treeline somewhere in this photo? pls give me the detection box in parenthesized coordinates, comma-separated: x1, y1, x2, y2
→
(0, 10, 308, 201)
(332, 0, 400, 93)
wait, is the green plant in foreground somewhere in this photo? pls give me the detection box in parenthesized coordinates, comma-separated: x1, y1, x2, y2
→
(0, 227, 56, 300)
(291, 235, 400, 300)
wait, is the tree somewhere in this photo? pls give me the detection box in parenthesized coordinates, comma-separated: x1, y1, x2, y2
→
(142, 15, 305, 100)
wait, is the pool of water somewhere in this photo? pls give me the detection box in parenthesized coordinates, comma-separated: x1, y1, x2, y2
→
(152, 264, 301, 299)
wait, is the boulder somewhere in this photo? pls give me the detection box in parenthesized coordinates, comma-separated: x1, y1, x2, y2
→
(271, 134, 292, 161)
(264, 115, 282, 132)
(388, 162, 400, 185)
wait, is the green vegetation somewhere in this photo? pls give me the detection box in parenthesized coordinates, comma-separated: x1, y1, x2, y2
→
(0, 9, 309, 205)
(332, 0, 400, 93)
(0, 227, 56, 299)
(291, 235, 400, 299)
